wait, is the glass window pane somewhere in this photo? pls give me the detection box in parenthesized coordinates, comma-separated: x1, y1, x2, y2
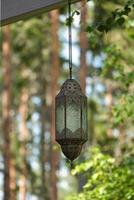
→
(66, 103, 80, 132)
(82, 107, 87, 132)
(82, 98, 88, 136)
(56, 105, 64, 133)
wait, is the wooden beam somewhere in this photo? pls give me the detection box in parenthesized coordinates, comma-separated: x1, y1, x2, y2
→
(0, 0, 80, 26)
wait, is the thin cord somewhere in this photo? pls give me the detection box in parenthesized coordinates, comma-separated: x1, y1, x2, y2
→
(68, 0, 72, 79)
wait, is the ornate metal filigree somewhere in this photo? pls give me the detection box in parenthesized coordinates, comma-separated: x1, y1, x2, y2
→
(55, 79, 88, 161)
(58, 79, 82, 96)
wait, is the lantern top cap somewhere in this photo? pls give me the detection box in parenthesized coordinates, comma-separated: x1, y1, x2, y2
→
(58, 79, 84, 96)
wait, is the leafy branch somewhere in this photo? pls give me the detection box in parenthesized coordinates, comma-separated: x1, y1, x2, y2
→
(65, 0, 134, 30)
(86, 0, 134, 33)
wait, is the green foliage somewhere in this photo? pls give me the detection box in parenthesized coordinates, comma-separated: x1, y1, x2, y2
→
(102, 44, 123, 78)
(67, 148, 134, 200)
(101, 44, 134, 127)
(113, 94, 134, 126)
(66, 9, 80, 26)
(86, 0, 134, 33)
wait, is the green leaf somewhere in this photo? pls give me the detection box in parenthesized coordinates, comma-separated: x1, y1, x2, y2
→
(106, 17, 113, 25)
(66, 16, 74, 26)
(117, 17, 125, 25)
(85, 25, 94, 32)
(97, 24, 106, 32)
(123, 7, 131, 15)
(75, 10, 80, 15)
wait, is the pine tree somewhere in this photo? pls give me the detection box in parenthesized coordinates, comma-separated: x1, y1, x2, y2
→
(19, 88, 29, 200)
(50, 9, 60, 200)
(2, 25, 17, 200)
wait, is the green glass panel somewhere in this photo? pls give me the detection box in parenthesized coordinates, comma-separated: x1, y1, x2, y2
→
(66, 103, 80, 133)
(56, 105, 64, 133)
(82, 98, 88, 136)
(82, 107, 87, 132)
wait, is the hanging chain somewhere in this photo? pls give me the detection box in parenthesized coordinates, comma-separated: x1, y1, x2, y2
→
(68, 0, 72, 79)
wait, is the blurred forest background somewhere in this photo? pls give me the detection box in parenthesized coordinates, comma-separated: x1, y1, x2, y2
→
(0, 0, 134, 200)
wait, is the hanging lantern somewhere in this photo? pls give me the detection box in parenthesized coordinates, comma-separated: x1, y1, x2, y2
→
(55, 0, 88, 162)
(55, 79, 88, 161)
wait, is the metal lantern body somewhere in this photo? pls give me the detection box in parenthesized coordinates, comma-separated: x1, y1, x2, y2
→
(55, 79, 88, 161)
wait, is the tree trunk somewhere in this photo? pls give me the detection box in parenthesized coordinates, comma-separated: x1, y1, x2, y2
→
(2, 24, 11, 200)
(79, 1, 88, 93)
(10, 156, 16, 200)
(19, 88, 29, 200)
(77, 2, 88, 192)
(115, 125, 126, 157)
(105, 83, 113, 138)
(2, 25, 16, 200)
(40, 97, 49, 200)
(50, 9, 60, 200)
(40, 99, 46, 199)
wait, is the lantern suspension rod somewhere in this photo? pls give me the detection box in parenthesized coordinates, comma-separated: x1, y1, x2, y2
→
(68, 0, 72, 79)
